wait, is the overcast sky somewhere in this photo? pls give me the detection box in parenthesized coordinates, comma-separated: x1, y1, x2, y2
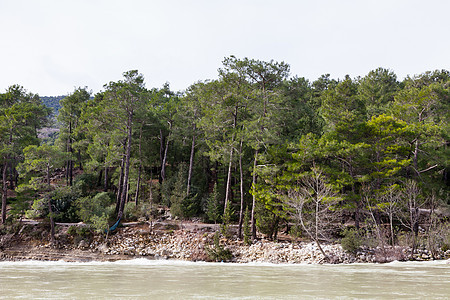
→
(1, 0, 449, 96)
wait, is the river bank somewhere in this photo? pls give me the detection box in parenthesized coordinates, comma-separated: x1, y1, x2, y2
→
(1, 220, 449, 264)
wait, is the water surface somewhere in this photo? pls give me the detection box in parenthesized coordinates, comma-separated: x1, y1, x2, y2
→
(0, 259, 448, 299)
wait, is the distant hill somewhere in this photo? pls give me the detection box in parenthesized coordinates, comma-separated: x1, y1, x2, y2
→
(40, 95, 66, 115)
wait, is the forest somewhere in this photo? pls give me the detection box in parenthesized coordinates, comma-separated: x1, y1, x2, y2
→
(1, 56, 449, 255)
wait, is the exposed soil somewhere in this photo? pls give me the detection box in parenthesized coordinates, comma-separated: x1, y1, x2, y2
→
(1, 220, 448, 264)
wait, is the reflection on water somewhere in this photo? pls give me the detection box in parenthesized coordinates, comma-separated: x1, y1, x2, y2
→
(0, 259, 449, 299)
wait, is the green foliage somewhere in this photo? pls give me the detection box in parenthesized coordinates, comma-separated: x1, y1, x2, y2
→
(205, 183, 222, 224)
(243, 206, 251, 245)
(124, 201, 140, 221)
(0, 62, 448, 253)
(205, 231, 233, 262)
(255, 201, 279, 239)
(221, 203, 233, 238)
(26, 188, 81, 225)
(167, 164, 188, 219)
(341, 228, 363, 255)
(50, 186, 81, 222)
(74, 173, 99, 195)
(90, 214, 110, 233)
(8, 192, 34, 220)
(67, 225, 91, 238)
(123, 201, 154, 221)
(75, 192, 113, 223)
(40, 95, 65, 115)
(74, 192, 116, 233)
(358, 67, 399, 117)
(25, 198, 48, 219)
(289, 224, 303, 241)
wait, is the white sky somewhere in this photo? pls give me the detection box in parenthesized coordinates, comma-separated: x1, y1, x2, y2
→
(1, 0, 449, 96)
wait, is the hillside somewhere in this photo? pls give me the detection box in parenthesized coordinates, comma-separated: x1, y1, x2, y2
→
(40, 95, 65, 115)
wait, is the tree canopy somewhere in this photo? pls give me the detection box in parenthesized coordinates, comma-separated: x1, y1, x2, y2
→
(0, 59, 448, 256)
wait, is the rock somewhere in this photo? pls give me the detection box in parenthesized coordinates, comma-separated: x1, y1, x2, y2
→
(78, 240, 89, 250)
(98, 244, 109, 254)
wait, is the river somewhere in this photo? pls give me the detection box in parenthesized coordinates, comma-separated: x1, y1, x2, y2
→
(0, 259, 448, 299)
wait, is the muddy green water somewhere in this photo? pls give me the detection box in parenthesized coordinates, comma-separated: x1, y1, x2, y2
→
(0, 259, 448, 299)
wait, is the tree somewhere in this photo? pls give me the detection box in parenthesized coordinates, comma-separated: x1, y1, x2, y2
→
(358, 68, 399, 118)
(0, 85, 50, 223)
(17, 143, 66, 243)
(391, 82, 447, 179)
(197, 78, 243, 218)
(399, 180, 426, 255)
(180, 83, 206, 197)
(101, 70, 147, 220)
(321, 75, 365, 136)
(236, 56, 290, 239)
(282, 167, 340, 260)
(377, 184, 402, 246)
(148, 84, 180, 185)
(57, 87, 90, 186)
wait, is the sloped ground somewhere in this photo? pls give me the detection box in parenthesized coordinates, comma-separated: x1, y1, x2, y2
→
(1, 220, 449, 264)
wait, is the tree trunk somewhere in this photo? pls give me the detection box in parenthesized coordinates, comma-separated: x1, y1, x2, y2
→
(160, 125, 171, 184)
(14, 167, 18, 190)
(77, 150, 83, 170)
(118, 112, 133, 220)
(135, 123, 144, 206)
(159, 129, 164, 184)
(48, 195, 55, 245)
(250, 149, 258, 240)
(413, 139, 419, 176)
(187, 133, 196, 196)
(8, 161, 14, 190)
(389, 213, 395, 246)
(97, 169, 103, 187)
(67, 120, 73, 186)
(46, 163, 55, 245)
(238, 140, 244, 239)
(135, 167, 141, 206)
(298, 205, 329, 261)
(355, 197, 361, 230)
(223, 146, 233, 215)
(125, 181, 130, 204)
(115, 159, 124, 214)
(1, 161, 7, 224)
(104, 166, 108, 192)
(47, 163, 51, 186)
(161, 138, 169, 182)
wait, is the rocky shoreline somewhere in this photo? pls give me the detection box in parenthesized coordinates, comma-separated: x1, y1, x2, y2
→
(1, 221, 449, 264)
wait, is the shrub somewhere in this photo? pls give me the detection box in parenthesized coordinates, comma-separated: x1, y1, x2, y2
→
(341, 227, 363, 255)
(205, 231, 233, 262)
(221, 203, 233, 238)
(90, 214, 109, 233)
(25, 197, 48, 219)
(9, 192, 34, 220)
(75, 192, 115, 231)
(255, 202, 279, 240)
(168, 165, 188, 219)
(124, 201, 139, 221)
(67, 225, 93, 245)
(67, 225, 91, 237)
(76, 192, 113, 222)
(205, 183, 221, 224)
(24, 186, 81, 222)
(51, 186, 82, 222)
(74, 173, 98, 195)
(289, 224, 303, 242)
